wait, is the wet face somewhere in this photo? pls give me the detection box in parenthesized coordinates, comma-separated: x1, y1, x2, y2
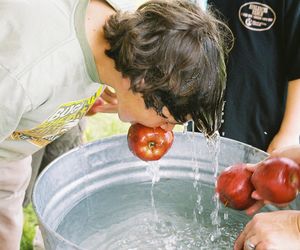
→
(115, 78, 180, 131)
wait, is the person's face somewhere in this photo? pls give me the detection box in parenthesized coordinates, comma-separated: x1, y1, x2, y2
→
(115, 78, 180, 131)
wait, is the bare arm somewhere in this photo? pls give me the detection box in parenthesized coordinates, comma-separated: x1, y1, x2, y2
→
(267, 78, 300, 153)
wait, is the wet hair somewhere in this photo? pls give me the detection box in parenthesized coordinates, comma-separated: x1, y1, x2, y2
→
(103, 0, 231, 136)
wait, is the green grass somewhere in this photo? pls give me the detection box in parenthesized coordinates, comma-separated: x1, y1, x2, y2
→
(83, 113, 130, 142)
(21, 204, 38, 250)
(21, 113, 183, 250)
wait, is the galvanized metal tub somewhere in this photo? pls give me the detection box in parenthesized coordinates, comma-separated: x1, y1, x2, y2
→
(32, 132, 268, 249)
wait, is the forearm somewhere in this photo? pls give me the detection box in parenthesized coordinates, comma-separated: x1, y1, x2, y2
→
(297, 212, 300, 235)
(278, 79, 300, 135)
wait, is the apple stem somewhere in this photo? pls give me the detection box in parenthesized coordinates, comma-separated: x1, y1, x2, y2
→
(148, 141, 156, 149)
(224, 200, 229, 207)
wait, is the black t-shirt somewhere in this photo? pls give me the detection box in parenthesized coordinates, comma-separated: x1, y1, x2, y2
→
(206, 0, 300, 151)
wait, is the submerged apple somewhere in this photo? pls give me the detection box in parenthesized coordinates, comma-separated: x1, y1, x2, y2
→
(216, 164, 256, 210)
(127, 123, 174, 161)
(251, 157, 300, 204)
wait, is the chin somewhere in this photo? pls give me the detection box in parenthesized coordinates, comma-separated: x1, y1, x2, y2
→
(117, 112, 132, 123)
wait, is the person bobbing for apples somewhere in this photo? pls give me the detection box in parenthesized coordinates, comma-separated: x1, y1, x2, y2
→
(0, 0, 231, 249)
(216, 145, 300, 250)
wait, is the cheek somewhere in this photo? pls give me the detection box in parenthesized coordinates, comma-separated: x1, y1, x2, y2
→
(116, 93, 165, 126)
(117, 92, 144, 122)
(160, 123, 175, 131)
(138, 113, 166, 127)
(141, 108, 161, 121)
(117, 105, 134, 122)
(117, 100, 148, 123)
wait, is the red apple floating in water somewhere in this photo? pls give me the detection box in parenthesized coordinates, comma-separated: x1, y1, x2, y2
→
(216, 164, 256, 210)
(86, 98, 105, 116)
(127, 123, 174, 161)
(251, 157, 300, 204)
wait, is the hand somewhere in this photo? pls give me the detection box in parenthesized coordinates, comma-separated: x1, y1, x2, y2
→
(267, 131, 299, 153)
(99, 86, 118, 113)
(234, 210, 300, 250)
(244, 164, 290, 215)
(270, 145, 300, 165)
(87, 87, 118, 116)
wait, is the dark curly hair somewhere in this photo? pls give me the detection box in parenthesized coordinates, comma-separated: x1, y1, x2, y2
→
(103, 0, 231, 136)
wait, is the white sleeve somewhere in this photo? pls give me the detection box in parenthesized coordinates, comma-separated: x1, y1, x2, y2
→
(0, 66, 31, 143)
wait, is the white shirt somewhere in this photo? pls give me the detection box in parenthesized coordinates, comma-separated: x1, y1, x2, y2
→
(0, 0, 104, 161)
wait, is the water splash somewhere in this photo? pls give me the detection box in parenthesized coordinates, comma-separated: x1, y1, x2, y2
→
(191, 0, 207, 10)
(73, 181, 246, 250)
(205, 131, 221, 178)
(205, 131, 222, 242)
(224, 212, 229, 221)
(182, 121, 223, 242)
(147, 161, 161, 221)
(147, 161, 161, 185)
(146, 123, 221, 244)
(186, 121, 204, 221)
(183, 122, 189, 134)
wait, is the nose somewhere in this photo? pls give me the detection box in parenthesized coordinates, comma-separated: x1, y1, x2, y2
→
(160, 123, 175, 131)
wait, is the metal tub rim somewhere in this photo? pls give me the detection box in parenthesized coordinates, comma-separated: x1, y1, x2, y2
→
(32, 132, 268, 249)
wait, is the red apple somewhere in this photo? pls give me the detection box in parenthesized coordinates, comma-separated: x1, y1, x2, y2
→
(127, 123, 174, 161)
(216, 164, 256, 210)
(86, 98, 105, 116)
(251, 157, 300, 204)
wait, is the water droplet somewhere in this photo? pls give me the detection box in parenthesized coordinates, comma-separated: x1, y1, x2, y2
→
(224, 212, 229, 220)
(183, 122, 189, 134)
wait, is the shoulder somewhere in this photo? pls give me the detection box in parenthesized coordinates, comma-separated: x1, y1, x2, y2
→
(0, 0, 76, 76)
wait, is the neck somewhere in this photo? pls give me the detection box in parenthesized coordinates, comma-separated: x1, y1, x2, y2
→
(85, 0, 122, 89)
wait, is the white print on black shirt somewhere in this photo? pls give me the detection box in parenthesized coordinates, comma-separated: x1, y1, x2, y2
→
(239, 2, 276, 31)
